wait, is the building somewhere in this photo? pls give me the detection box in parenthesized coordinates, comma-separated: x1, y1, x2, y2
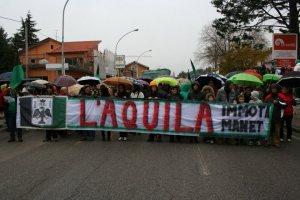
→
(122, 61, 149, 78)
(19, 37, 101, 81)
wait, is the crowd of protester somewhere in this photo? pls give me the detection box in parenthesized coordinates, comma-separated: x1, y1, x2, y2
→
(0, 72, 296, 148)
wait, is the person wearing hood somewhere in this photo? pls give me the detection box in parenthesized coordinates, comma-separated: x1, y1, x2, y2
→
(187, 82, 203, 101)
(264, 84, 287, 147)
(216, 81, 237, 103)
(279, 86, 295, 142)
(202, 85, 215, 98)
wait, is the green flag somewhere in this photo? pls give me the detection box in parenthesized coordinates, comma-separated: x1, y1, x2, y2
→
(190, 59, 196, 78)
(10, 65, 24, 89)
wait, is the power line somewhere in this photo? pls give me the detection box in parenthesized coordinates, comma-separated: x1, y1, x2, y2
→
(0, 15, 21, 23)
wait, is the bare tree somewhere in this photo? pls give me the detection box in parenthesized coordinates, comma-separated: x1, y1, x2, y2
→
(194, 24, 228, 69)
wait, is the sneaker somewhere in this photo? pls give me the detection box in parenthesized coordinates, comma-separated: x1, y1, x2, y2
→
(8, 139, 15, 142)
(210, 140, 214, 144)
(287, 138, 292, 142)
(18, 139, 23, 142)
(123, 137, 127, 141)
(118, 137, 123, 141)
(248, 141, 254, 146)
(256, 141, 261, 146)
(280, 138, 284, 142)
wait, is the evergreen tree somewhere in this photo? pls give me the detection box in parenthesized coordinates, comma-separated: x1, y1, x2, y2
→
(0, 27, 19, 73)
(11, 11, 40, 51)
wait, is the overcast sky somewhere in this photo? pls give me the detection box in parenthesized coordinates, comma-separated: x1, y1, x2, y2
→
(0, 0, 220, 74)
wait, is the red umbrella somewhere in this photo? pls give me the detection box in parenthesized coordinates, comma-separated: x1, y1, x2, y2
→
(54, 75, 77, 87)
(244, 69, 262, 80)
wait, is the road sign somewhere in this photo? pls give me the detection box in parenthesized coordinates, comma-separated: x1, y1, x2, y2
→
(272, 34, 298, 69)
(115, 55, 126, 69)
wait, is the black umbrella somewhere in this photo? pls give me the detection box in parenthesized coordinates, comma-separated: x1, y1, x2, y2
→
(24, 81, 47, 90)
(277, 71, 300, 88)
(195, 73, 224, 89)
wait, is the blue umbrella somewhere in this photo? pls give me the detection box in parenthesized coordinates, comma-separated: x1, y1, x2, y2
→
(0, 72, 12, 81)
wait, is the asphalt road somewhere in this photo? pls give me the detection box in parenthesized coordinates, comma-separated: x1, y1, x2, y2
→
(0, 130, 299, 200)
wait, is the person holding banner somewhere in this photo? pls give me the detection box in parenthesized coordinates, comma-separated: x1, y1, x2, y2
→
(279, 87, 295, 142)
(100, 84, 112, 142)
(80, 85, 96, 141)
(187, 82, 203, 143)
(147, 85, 162, 142)
(264, 84, 287, 147)
(216, 81, 237, 103)
(5, 89, 23, 142)
(167, 85, 183, 143)
(116, 84, 130, 141)
(187, 82, 203, 101)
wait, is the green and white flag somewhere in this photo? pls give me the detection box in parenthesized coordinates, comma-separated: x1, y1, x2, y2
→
(17, 96, 67, 129)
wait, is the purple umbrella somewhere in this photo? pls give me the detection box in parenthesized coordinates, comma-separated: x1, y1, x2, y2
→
(135, 79, 149, 86)
(54, 75, 77, 87)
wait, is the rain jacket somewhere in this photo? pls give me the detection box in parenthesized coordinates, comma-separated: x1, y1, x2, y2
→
(278, 92, 295, 117)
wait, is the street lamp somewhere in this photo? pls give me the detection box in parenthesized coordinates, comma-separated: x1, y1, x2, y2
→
(114, 28, 139, 76)
(135, 49, 152, 78)
(61, 0, 70, 76)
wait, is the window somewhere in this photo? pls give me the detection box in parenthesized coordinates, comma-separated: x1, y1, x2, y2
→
(50, 45, 53, 49)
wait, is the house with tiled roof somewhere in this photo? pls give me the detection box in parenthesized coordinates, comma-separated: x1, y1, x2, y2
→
(19, 37, 101, 81)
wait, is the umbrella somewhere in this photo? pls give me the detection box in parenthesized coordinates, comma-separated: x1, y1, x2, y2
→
(195, 73, 224, 89)
(263, 74, 281, 83)
(244, 69, 262, 80)
(225, 71, 241, 79)
(135, 79, 149, 86)
(68, 84, 84, 96)
(0, 72, 12, 81)
(154, 77, 178, 87)
(103, 77, 133, 89)
(78, 76, 101, 86)
(32, 79, 49, 85)
(24, 81, 47, 90)
(217, 74, 227, 82)
(277, 71, 300, 88)
(54, 75, 77, 87)
(228, 73, 263, 87)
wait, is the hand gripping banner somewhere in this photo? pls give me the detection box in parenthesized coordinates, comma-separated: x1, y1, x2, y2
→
(17, 96, 274, 138)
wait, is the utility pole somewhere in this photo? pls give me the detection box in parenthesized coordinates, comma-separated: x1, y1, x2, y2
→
(25, 21, 29, 78)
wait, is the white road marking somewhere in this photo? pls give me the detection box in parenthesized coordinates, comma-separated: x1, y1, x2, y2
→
(195, 145, 210, 176)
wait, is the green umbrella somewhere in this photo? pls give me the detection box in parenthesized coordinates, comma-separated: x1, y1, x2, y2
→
(154, 77, 178, 87)
(228, 73, 263, 87)
(10, 65, 24, 89)
(263, 74, 281, 83)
